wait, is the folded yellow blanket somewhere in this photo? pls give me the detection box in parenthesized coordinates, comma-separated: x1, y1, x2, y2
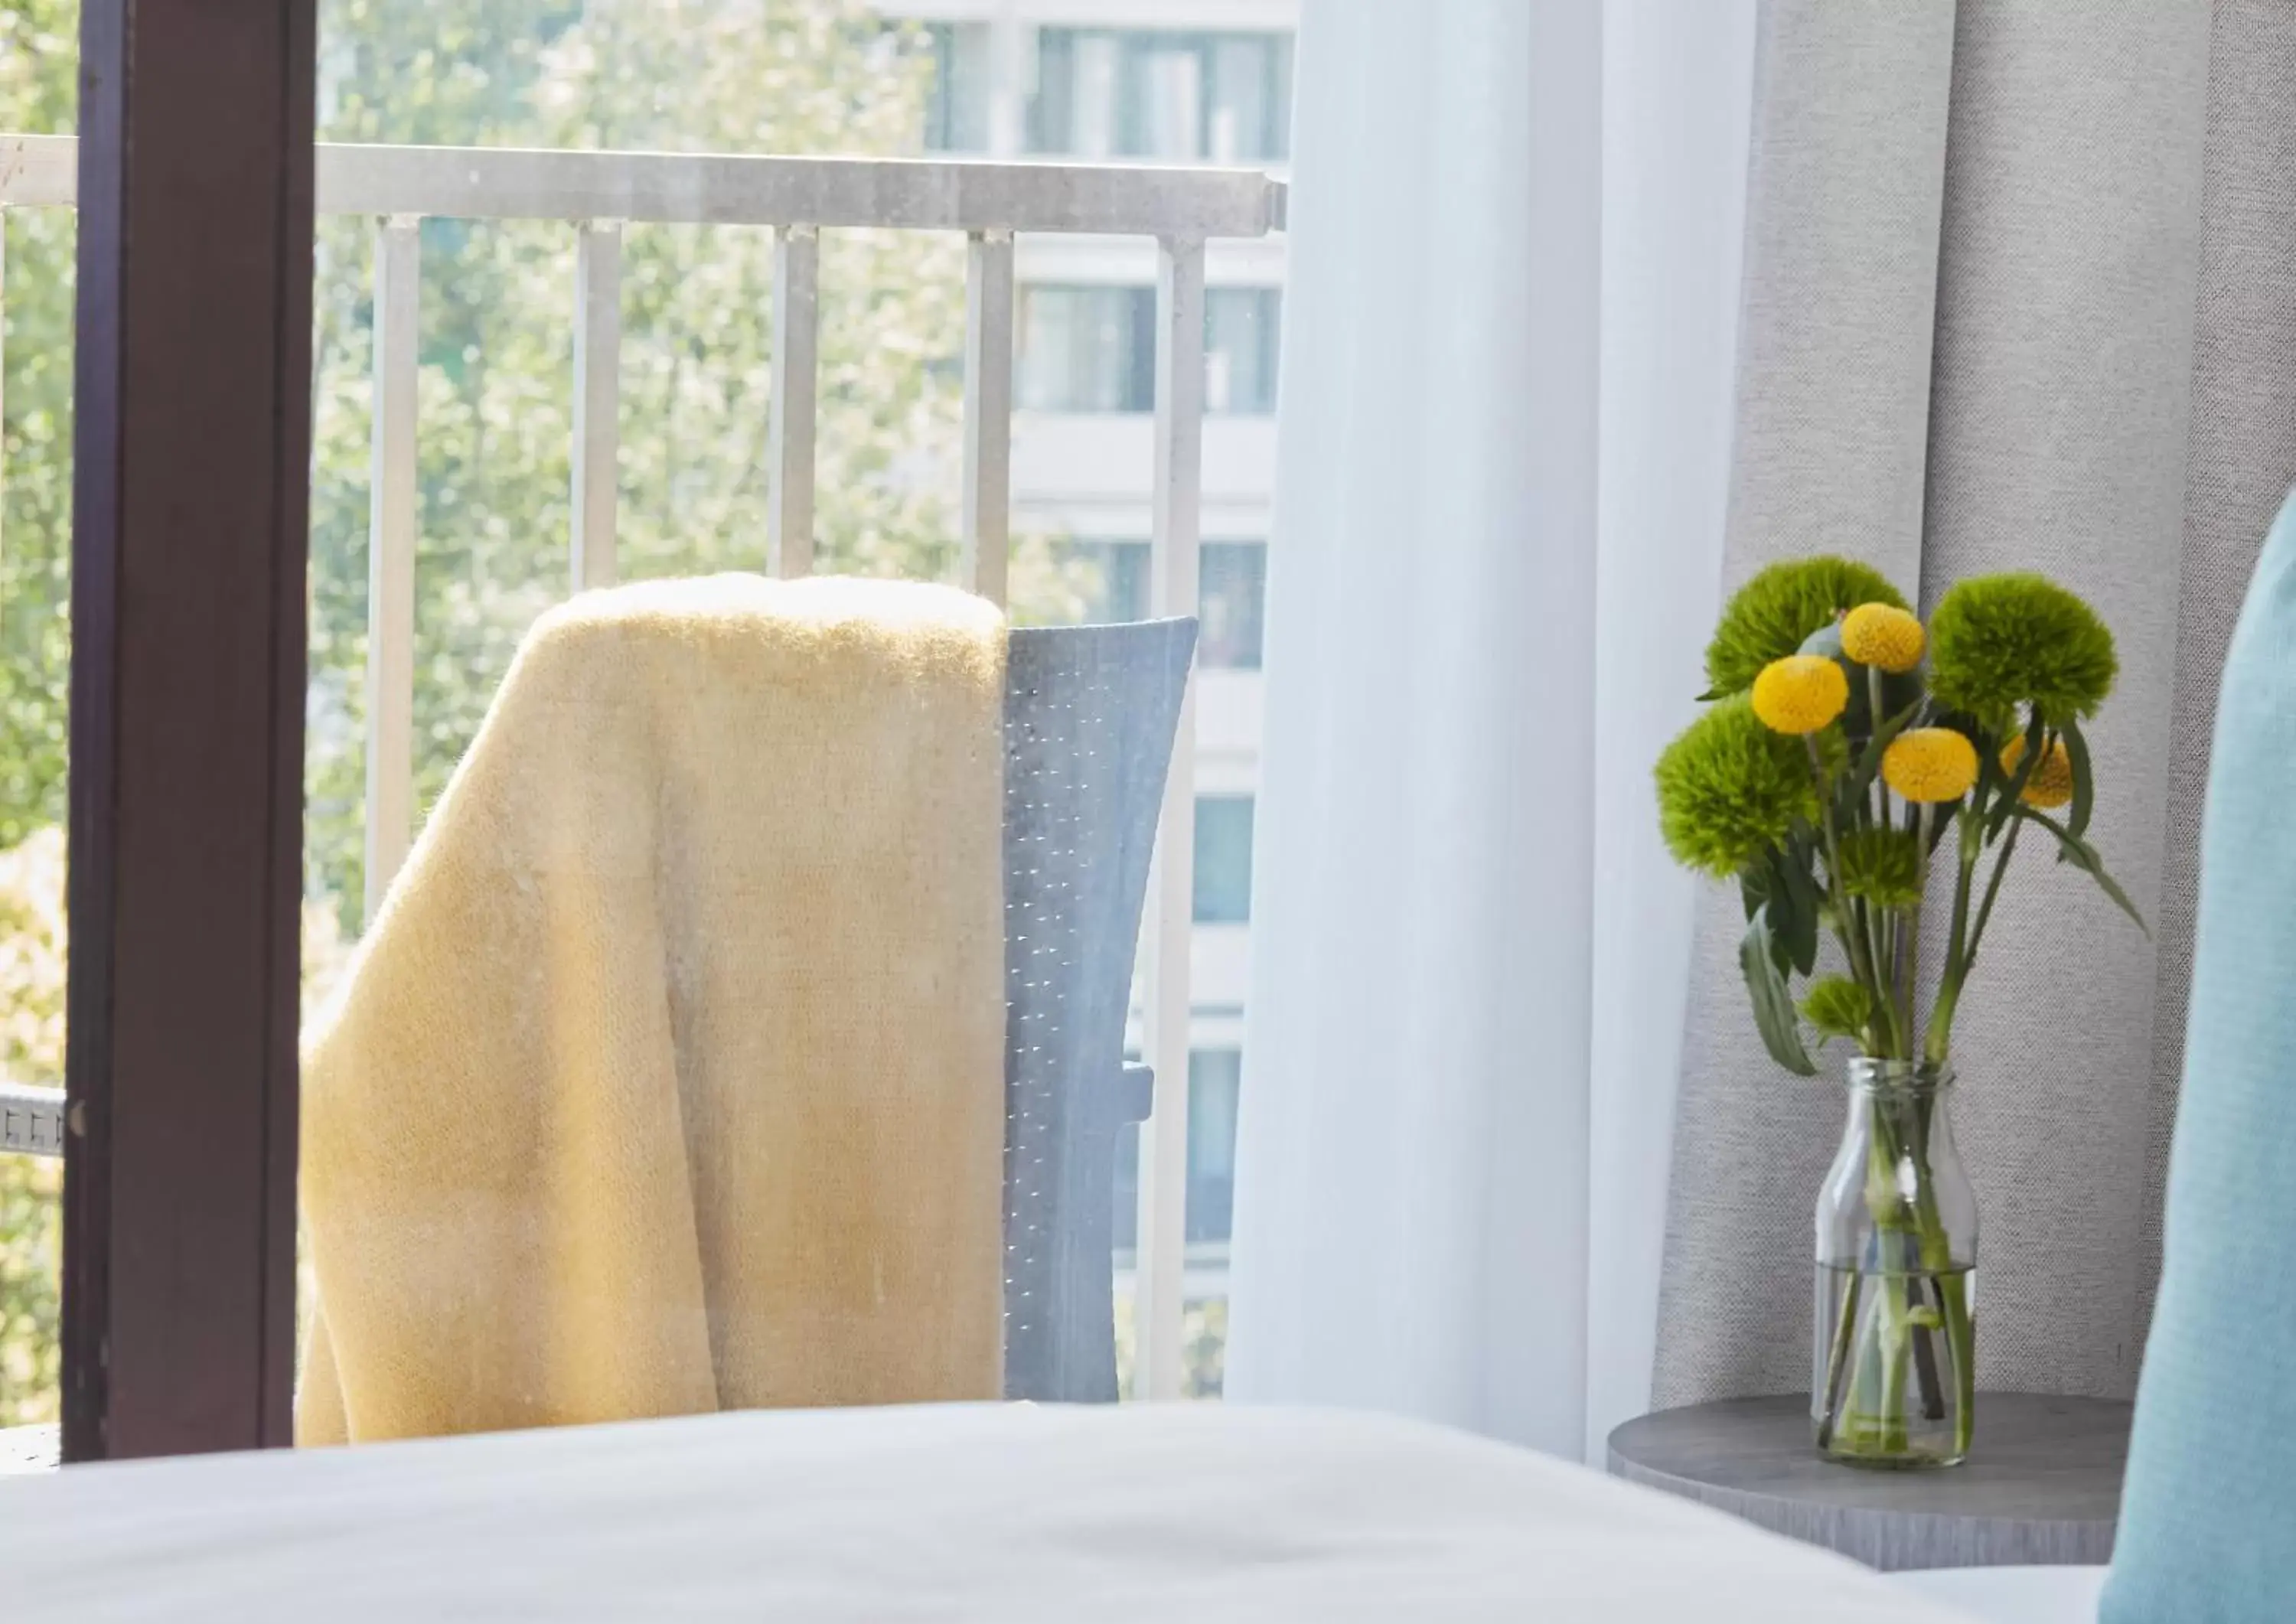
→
(298, 574, 1008, 1444)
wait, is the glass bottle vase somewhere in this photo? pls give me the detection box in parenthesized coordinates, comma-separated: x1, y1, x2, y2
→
(1812, 1058, 1978, 1468)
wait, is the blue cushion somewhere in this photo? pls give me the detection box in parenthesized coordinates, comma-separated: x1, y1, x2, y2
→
(2102, 489, 2296, 1622)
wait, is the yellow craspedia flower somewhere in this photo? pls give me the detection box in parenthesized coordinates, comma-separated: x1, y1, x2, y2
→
(1841, 602, 1926, 673)
(1750, 654, 1848, 735)
(1883, 727, 1979, 804)
(1999, 735, 2076, 809)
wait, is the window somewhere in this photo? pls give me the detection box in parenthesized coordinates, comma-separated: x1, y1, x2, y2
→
(921, 23, 991, 154)
(1018, 285, 1280, 416)
(1029, 29, 1293, 163)
(1205, 289, 1280, 415)
(1048, 540, 1152, 626)
(1018, 285, 1155, 413)
(2, 0, 1291, 1457)
(1199, 542, 1267, 669)
(1110, 1047, 1244, 1251)
(1185, 1048, 1241, 1245)
(1039, 539, 1261, 670)
(1193, 796, 1255, 925)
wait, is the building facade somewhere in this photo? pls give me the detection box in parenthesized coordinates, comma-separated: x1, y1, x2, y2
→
(902, 0, 1295, 1345)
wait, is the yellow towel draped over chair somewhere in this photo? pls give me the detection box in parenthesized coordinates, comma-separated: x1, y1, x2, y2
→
(297, 574, 1008, 1445)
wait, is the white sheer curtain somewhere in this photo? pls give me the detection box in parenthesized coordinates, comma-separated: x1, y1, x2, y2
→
(1225, 0, 1757, 1462)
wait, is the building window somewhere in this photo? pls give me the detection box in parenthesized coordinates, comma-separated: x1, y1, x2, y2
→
(1205, 289, 1280, 415)
(1199, 542, 1266, 670)
(1017, 285, 1280, 416)
(1048, 540, 1152, 626)
(1110, 1046, 1244, 1252)
(1043, 540, 1262, 670)
(1029, 29, 1293, 162)
(1194, 796, 1254, 925)
(1186, 1048, 1241, 1244)
(1018, 285, 1156, 413)
(921, 23, 991, 153)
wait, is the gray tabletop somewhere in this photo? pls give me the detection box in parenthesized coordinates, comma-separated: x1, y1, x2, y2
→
(1607, 1393, 2131, 1572)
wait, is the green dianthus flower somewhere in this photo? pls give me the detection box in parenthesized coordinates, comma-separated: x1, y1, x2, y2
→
(1927, 572, 2117, 728)
(1801, 975, 1874, 1042)
(1836, 827, 1923, 909)
(1704, 556, 1910, 696)
(1655, 696, 1818, 879)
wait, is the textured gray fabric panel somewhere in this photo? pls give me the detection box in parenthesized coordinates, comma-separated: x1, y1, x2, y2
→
(1716, 0, 1955, 574)
(1655, 0, 2239, 1408)
(1652, 0, 1957, 1409)
(1915, 0, 2210, 1399)
(2135, 0, 2296, 1352)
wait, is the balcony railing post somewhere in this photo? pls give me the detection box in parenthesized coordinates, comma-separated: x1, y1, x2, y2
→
(960, 227, 1015, 606)
(768, 223, 819, 579)
(364, 213, 421, 925)
(1134, 233, 1206, 1402)
(570, 220, 623, 592)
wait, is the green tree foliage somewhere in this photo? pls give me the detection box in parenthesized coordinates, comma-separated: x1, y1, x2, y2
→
(0, 0, 78, 1431)
(0, 0, 77, 857)
(308, 0, 989, 919)
(0, 830, 64, 1424)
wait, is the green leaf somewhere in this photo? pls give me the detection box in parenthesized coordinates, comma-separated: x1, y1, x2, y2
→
(1771, 843, 1822, 977)
(2008, 807, 2149, 937)
(1756, 867, 1795, 977)
(1736, 859, 1773, 923)
(1740, 905, 1820, 1076)
(2060, 716, 2095, 841)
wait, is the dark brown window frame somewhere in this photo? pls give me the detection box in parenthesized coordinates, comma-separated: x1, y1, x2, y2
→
(63, 0, 317, 1462)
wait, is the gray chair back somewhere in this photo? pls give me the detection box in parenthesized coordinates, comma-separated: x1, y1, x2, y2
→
(1002, 618, 1196, 1402)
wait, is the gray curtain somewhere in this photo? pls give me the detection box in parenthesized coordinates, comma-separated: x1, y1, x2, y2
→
(1655, 0, 2296, 1406)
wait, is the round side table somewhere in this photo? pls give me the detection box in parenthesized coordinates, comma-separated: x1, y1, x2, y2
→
(1606, 1393, 2131, 1572)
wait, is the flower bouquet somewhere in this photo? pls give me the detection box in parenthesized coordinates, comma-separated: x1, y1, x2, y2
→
(1654, 558, 2142, 1468)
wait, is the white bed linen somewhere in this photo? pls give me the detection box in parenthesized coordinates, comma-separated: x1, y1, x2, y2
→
(0, 1402, 1975, 1622)
(1895, 1565, 2105, 1623)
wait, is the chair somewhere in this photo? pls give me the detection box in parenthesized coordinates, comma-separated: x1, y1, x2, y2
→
(1001, 618, 1197, 1403)
(0, 615, 1196, 1441)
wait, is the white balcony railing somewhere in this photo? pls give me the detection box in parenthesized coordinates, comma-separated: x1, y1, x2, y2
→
(0, 131, 1287, 1402)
